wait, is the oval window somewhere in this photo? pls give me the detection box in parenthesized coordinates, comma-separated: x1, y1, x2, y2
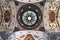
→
(49, 11, 55, 22)
(4, 10, 11, 22)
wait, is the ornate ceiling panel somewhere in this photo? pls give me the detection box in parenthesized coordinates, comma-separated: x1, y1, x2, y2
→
(8, 30, 48, 40)
(0, 0, 16, 33)
(43, 2, 60, 32)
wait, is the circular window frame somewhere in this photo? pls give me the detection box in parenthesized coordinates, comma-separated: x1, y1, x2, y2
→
(17, 4, 43, 29)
